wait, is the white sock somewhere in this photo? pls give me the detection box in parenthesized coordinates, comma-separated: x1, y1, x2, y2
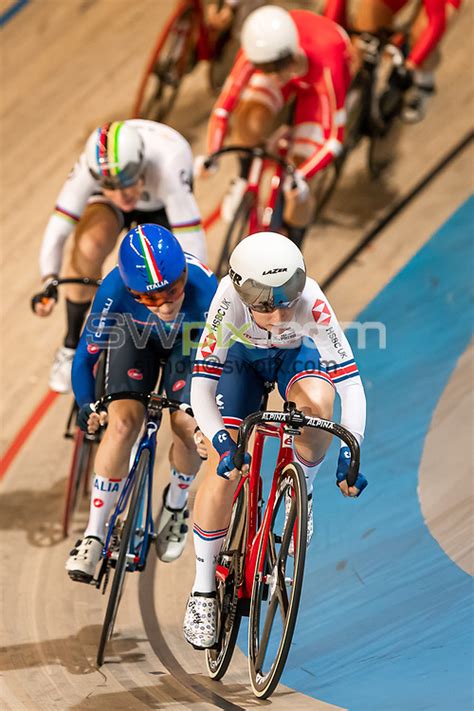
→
(293, 447, 324, 497)
(166, 468, 195, 510)
(84, 474, 125, 542)
(191, 524, 228, 594)
(413, 69, 435, 90)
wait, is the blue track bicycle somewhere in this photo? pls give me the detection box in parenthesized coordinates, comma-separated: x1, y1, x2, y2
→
(93, 385, 193, 666)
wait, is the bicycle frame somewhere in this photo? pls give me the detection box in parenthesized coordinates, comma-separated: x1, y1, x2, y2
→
(101, 413, 160, 573)
(216, 422, 297, 602)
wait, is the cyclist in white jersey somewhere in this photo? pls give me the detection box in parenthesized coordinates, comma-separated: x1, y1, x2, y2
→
(33, 119, 207, 393)
(184, 231, 368, 648)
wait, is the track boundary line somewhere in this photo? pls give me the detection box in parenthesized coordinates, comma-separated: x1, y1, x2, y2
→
(139, 547, 246, 711)
(321, 130, 474, 291)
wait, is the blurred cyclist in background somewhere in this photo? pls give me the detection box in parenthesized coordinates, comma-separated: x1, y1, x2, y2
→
(33, 120, 207, 393)
(66, 224, 217, 582)
(324, 0, 463, 122)
(195, 5, 352, 246)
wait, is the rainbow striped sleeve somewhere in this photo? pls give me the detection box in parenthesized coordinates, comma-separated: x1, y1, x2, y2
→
(54, 205, 80, 225)
(171, 218, 203, 236)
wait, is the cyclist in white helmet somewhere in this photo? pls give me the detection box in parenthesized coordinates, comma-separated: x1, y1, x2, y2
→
(184, 232, 368, 649)
(196, 4, 352, 245)
(33, 119, 207, 393)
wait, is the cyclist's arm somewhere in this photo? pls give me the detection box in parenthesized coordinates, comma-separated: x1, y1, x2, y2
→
(297, 51, 350, 180)
(302, 286, 366, 445)
(190, 281, 240, 442)
(322, 0, 348, 26)
(207, 50, 255, 155)
(39, 154, 97, 279)
(159, 147, 208, 263)
(407, 0, 446, 68)
(71, 271, 123, 406)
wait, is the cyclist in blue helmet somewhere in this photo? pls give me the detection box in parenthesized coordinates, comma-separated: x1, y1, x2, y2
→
(66, 224, 218, 583)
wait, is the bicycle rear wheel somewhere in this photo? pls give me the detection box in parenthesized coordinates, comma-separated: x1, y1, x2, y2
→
(62, 429, 95, 538)
(132, 3, 198, 121)
(206, 480, 248, 680)
(96, 449, 150, 666)
(214, 191, 253, 279)
(248, 462, 307, 699)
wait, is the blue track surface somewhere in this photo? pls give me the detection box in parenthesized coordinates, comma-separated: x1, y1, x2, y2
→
(244, 197, 474, 710)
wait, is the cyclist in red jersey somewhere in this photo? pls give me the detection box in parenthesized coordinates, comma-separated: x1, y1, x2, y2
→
(196, 5, 352, 245)
(324, 0, 463, 122)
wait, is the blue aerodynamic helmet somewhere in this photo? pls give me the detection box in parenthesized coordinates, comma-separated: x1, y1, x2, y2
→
(118, 223, 187, 294)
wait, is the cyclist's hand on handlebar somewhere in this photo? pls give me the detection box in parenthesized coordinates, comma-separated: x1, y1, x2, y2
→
(336, 446, 368, 498)
(194, 154, 219, 179)
(212, 429, 250, 480)
(31, 276, 58, 317)
(77, 403, 108, 434)
(283, 169, 309, 203)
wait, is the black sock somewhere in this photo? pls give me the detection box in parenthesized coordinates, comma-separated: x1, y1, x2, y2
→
(238, 154, 253, 179)
(284, 222, 306, 248)
(64, 299, 92, 349)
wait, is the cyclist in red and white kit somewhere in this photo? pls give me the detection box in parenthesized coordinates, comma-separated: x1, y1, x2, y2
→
(33, 119, 207, 393)
(324, 0, 463, 122)
(196, 5, 352, 245)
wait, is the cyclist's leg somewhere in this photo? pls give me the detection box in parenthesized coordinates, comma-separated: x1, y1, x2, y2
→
(66, 333, 159, 580)
(155, 351, 202, 562)
(63, 200, 122, 346)
(277, 343, 336, 493)
(184, 345, 268, 647)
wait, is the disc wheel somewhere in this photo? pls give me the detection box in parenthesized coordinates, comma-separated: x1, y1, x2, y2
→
(96, 449, 149, 666)
(248, 462, 307, 699)
(214, 191, 253, 279)
(133, 4, 198, 121)
(206, 481, 248, 680)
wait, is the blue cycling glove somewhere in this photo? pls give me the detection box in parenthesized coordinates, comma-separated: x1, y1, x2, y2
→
(212, 429, 250, 480)
(77, 403, 97, 432)
(336, 446, 368, 496)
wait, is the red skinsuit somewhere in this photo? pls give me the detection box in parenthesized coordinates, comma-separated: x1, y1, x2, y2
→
(323, 0, 461, 66)
(207, 10, 352, 180)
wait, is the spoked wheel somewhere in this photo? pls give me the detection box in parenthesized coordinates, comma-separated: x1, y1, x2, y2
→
(96, 449, 150, 666)
(248, 462, 307, 699)
(206, 481, 248, 680)
(62, 429, 96, 538)
(214, 192, 253, 279)
(133, 4, 198, 121)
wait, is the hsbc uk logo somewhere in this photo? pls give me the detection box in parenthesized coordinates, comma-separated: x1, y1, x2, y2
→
(312, 299, 331, 326)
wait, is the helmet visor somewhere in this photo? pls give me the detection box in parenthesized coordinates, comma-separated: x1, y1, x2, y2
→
(90, 161, 143, 190)
(128, 268, 187, 307)
(251, 53, 294, 74)
(232, 268, 306, 312)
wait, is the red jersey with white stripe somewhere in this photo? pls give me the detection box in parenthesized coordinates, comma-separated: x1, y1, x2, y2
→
(190, 275, 366, 446)
(323, 0, 457, 67)
(207, 10, 352, 180)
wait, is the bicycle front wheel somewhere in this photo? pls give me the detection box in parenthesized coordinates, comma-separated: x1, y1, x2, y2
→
(206, 480, 248, 680)
(214, 192, 253, 279)
(96, 449, 150, 666)
(248, 462, 307, 699)
(132, 4, 198, 121)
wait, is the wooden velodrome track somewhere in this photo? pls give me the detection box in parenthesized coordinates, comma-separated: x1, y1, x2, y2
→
(1, 1, 472, 709)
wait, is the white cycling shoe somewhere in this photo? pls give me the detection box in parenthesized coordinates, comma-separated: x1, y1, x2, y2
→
(401, 83, 434, 124)
(220, 177, 247, 223)
(285, 493, 313, 557)
(49, 346, 75, 393)
(183, 592, 217, 649)
(66, 536, 103, 583)
(155, 487, 190, 563)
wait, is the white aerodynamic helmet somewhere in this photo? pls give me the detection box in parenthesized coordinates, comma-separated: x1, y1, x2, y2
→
(241, 5, 299, 67)
(85, 121, 144, 189)
(229, 232, 306, 312)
